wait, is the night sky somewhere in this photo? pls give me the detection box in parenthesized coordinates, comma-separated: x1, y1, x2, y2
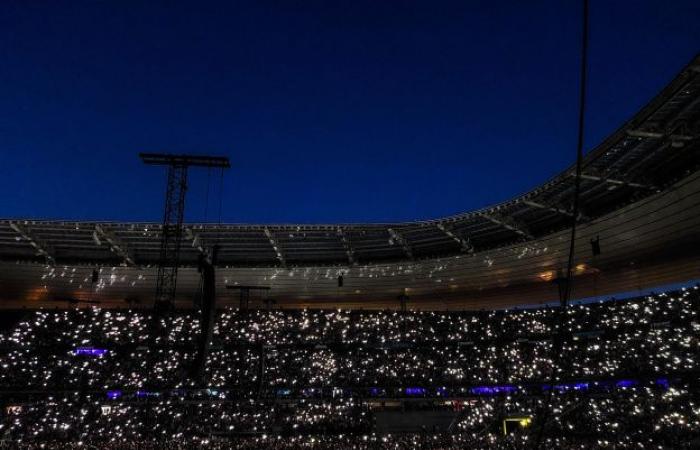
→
(1, 1, 698, 223)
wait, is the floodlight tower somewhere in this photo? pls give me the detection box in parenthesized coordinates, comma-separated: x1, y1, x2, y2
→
(140, 153, 230, 310)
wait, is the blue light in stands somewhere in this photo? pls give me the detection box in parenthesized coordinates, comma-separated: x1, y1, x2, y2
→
(470, 385, 518, 395)
(135, 391, 160, 398)
(369, 388, 385, 397)
(106, 390, 122, 400)
(616, 380, 638, 388)
(302, 388, 320, 397)
(544, 382, 590, 391)
(405, 387, 427, 396)
(74, 347, 108, 356)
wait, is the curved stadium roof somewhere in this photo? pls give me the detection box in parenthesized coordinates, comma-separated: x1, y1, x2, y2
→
(1, 55, 699, 310)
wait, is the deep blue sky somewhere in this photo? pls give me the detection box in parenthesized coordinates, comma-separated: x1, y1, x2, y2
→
(1, 1, 698, 223)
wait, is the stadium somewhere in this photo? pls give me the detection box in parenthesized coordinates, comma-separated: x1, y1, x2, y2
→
(1, 2, 699, 450)
(3, 55, 700, 310)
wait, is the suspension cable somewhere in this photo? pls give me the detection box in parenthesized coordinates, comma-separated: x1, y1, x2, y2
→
(530, 0, 589, 448)
(218, 166, 224, 225)
(204, 166, 211, 222)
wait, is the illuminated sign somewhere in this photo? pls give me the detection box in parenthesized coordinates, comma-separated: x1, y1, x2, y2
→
(503, 416, 532, 435)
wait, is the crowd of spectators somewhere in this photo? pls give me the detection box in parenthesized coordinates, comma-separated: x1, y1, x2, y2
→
(1, 384, 698, 449)
(0, 286, 698, 448)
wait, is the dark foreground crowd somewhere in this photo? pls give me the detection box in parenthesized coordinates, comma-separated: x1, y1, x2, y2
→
(0, 286, 698, 449)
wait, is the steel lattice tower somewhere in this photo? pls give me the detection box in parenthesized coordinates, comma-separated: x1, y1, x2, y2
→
(140, 153, 230, 310)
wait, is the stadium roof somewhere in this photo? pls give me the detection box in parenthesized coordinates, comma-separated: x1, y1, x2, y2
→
(0, 55, 699, 309)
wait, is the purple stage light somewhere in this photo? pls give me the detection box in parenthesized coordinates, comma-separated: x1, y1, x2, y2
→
(546, 382, 590, 391)
(470, 385, 518, 395)
(106, 390, 122, 400)
(656, 378, 670, 389)
(74, 347, 108, 356)
(369, 387, 385, 397)
(616, 380, 638, 388)
(136, 391, 160, 398)
(405, 387, 427, 396)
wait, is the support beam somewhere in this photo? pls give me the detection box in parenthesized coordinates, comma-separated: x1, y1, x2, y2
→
(93, 224, 135, 266)
(9, 221, 54, 264)
(226, 285, 271, 311)
(263, 297, 277, 310)
(191, 246, 218, 385)
(398, 294, 409, 313)
(185, 227, 209, 260)
(336, 227, 356, 265)
(140, 153, 231, 169)
(480, 213, 534, 240)
(264, 227, 286, 267)
(387, 228, 413, 259)
(522, 200, 576, 218)
(626, 129, 694, 141)
(156, 164, 188, 308)
(577, 173, 653, 190)
(626, 129, 663, 139)
(436, 222, 474, 253)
